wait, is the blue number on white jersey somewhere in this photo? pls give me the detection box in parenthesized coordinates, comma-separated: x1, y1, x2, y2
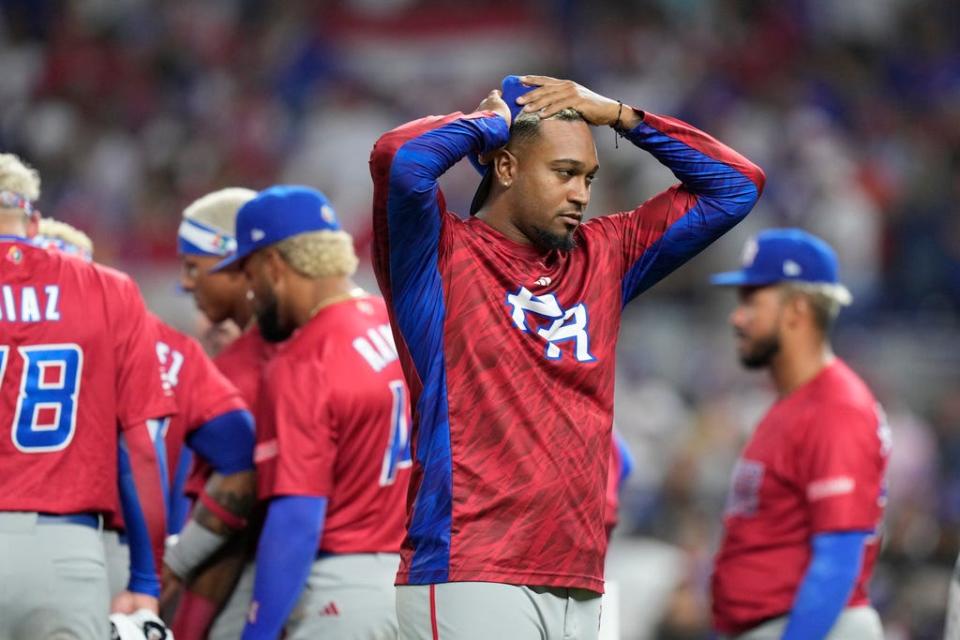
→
(380, 380, 412, 486)
(7, 344, 84, 452)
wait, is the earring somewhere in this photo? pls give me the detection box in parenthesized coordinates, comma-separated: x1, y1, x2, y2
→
(502, 181, 512, 188)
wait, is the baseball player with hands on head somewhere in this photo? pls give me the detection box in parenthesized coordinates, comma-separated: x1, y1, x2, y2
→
(709, 229, 890, 639)
(370, 74, 764, 639)
(0, 153, 175, 639)
(209, 185, 412, 639)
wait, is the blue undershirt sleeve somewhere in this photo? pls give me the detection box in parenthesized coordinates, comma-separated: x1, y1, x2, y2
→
(781, 530, 870, 640)
(185, 409, 255, 474)
(240, 495, 327, 640)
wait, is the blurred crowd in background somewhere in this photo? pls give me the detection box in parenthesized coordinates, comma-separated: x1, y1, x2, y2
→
(1, 0, 959, 638)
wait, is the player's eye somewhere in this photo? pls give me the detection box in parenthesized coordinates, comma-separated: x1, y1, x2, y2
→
(556, 169, 574, 178)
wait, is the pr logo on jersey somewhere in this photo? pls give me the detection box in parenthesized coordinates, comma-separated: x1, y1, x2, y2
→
(505, 286, 595, 363)
(725, 458, 764, 517)
(320, 602, 340, 617)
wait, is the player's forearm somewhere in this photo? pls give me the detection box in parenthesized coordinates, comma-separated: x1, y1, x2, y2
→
(164, 470, 256, 581)
(242, 496, 327, 640)
(117, 426, 168, 595)
(781, 531, 868, 640)
(624, 112, 765, 209)
(194, 470, 257, 535)
(371, 112, 510, 199)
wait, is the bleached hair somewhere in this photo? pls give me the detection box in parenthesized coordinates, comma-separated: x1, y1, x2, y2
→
(275, 230, 358, 278)
(780, 281, 853, 333)
(0, 153, 41, 201)
(38, 218, 95, 256)
(183, 187, 257, 236)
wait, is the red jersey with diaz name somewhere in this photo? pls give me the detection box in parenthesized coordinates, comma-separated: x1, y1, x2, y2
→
(371, 110, 765, 591)
(0, 238, 175, 516)
(711, 359, 890, 634)
(185, 325, 273, 498)
(254, 294, 412, 554)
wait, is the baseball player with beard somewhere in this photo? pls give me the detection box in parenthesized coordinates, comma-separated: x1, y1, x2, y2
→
(210, 185, 412, 639)
(710, 229, 889, 639)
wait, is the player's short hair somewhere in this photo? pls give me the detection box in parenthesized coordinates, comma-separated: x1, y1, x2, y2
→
(182, 188, 257, 236)
(0, 153, 41, 214)
(36, 218, 94, 259)
(469, 109, 586, 215)
(275, 230, 358, 279)
(508, 108, 585, 150)
(780, 282, 852, 333)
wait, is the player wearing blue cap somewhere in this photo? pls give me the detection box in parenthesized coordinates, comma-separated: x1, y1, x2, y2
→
(211, 185, 412, 639)
(710, 229, 888, 639)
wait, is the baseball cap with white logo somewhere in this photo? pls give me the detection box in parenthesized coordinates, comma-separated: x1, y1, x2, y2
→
(710, 228, 852, 303)
(211, 185, 341, 272)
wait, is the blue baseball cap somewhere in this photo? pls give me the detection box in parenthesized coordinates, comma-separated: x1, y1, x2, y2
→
(711, 228, 852, 302)
(210, 185, 340, 272)
(468, 75, 536, 216)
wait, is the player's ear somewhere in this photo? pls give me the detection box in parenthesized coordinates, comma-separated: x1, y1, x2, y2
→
(782, 291, 808, 328)
(25, 212, 40, 238)
(493, 149, 518, 187)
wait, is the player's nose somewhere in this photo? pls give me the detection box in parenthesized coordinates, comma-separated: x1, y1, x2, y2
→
(179, 270, 196, 292)
(568, 180, 589, 206)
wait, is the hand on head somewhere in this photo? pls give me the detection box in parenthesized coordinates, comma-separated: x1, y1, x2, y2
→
(513, 76, 622, 126)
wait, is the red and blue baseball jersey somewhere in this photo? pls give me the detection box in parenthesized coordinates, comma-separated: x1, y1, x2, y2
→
(371, 109, 765, 591)
(184, 325, 273, 499)
(0, 236, 175, 517)
(605, 431, 633, 537)
(711, 359, 890, 633)
(254, 294, 412, 553)
(150, 313, 247, 488)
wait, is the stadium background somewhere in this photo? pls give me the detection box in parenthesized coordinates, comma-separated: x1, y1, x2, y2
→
(2, 0, 958, 637)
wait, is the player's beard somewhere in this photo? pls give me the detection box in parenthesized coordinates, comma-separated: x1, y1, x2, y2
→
(738, 330, 781, 369)
(530, 225, 577, 252)
(256, 292, 295, 343)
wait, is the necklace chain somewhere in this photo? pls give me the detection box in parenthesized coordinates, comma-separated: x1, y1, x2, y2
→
(309, 287, 366, 318)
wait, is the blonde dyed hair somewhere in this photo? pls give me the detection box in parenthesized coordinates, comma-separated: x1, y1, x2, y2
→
(780, 281, 853, 333)
(183, 187, 257, 236)
(0, 153, 41, 202)
(275, 230, 358, 278)
(38, 218, 95, 256)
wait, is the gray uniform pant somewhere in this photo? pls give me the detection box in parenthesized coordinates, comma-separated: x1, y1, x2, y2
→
(102, 529, 130, 598)
(944, 552, 960, 639)
(396, 582, 603, 640)
(0, 512, 109, 640)
(721, 606, 883, 640)
(209, 552, 400, 640)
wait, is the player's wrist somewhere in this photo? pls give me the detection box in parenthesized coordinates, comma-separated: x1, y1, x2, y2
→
(126, 572, 161, 599)
(163, 519, 228, 578)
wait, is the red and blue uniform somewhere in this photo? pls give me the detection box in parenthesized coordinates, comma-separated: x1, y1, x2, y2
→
(253, 294, 411, 552)
(183, 325, 273, 502)
(0, 236, 174, 571)
(149, 314, 254, 533)
(371, 109, 765, 592)
(711, 359, 890, 634)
